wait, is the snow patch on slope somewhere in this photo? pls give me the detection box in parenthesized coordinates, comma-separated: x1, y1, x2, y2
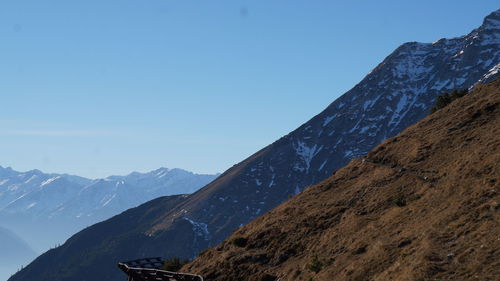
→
(323, 114, 336, 127)
(40, 176, 60, 187)
(183, 217, 211, 241)
(293, 141, 323, 173)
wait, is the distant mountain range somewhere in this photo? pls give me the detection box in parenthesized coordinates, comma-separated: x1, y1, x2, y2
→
(0, 166, 218, 253)
(8, 9, 500, 281)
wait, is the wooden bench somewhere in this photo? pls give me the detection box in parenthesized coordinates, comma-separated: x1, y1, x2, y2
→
(118, 257, 204, 281)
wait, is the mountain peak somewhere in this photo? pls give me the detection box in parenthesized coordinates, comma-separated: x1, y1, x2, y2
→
(153, 167, 171, 177)
(0, 166, 16, 177)
(26, 169, 43, 175)
(481, 9, 500, 30)
(0, 166, 13, 171)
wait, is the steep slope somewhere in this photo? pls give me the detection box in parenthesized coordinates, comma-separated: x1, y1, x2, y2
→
(9, 9, 500, 281)
(184, 78, 500, 281)
(0, 227, 37, 281)
(0, 167, 217, 253)
(144, 9, 500, 251)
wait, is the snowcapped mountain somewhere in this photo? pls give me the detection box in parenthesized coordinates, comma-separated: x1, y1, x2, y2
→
(7, 9, 500, 281)
(166, 9, 499, 246)
(52, 168, 217, 221)
(279, 9, 500, 183)
(0, 166, 218, 253)
(0, 168, 91, 217)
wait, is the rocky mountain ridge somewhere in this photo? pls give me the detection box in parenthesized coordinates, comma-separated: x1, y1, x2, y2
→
(183, 78, 500, 281)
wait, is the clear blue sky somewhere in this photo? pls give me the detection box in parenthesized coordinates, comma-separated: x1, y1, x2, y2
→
(1, 1, 498, 178)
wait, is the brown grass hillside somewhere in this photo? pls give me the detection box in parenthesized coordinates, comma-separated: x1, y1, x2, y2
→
(183, 79, 500, 281)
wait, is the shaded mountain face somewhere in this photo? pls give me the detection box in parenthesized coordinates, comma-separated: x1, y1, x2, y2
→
(0, 167, 217, 253)
(0, 227, 37, 281)
(184, 78, 500, 281)
(6, 195, 189, 281)
(9, 9, 500, 281)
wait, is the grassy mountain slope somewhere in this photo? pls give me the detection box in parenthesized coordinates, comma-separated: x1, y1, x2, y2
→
(184, 79, 500, 281)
